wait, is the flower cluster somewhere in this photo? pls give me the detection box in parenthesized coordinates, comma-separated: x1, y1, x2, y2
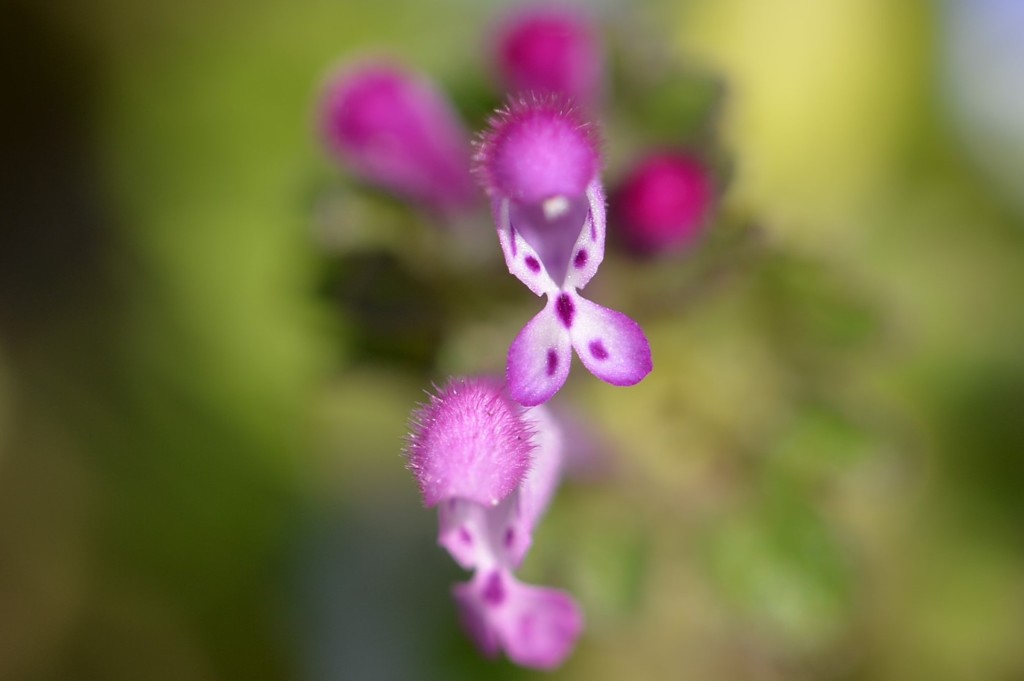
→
(316, 2, 718, 670)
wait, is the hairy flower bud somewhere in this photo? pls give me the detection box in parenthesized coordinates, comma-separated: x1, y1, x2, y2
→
(406, 377, 532, 508)
(494, 5, 604, 109)
(612, 152, 714, 255)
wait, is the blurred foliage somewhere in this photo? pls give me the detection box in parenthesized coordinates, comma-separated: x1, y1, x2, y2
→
(2, 0, 1023, 680)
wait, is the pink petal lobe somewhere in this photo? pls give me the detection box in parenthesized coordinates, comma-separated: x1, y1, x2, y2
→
(493, 198, 558, 296)
(507, 303, 572, 406)
(562, 180, 606, 291)
(571, 295, 652, 387)
(501, 579, 583, 670)
(452, 570, 584, 670)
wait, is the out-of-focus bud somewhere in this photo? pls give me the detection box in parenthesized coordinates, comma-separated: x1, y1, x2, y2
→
(493, 5, 604, 109)
(611, 152, 715, 256)
(319, 62, 476, 215)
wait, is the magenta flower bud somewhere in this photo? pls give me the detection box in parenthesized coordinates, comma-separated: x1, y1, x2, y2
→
(477, 96, 652, 406)
(478, 95, 599, 206)
(319, 62, 476, 214)
(453, 569, 583, 670)
(406, 377, 533, 508)
(612, 152, 715, 255)
(494, 5, 604, 109)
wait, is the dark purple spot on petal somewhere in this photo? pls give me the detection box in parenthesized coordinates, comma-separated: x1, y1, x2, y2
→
(574, 249, 588, 268)
(482, 571, 505, 606)
(525, 255, 540, 273)
(546, 349, 558, 376)
(589, 339, 609, 360)
(556, 293, 575, 329)
(459, 528, 473, 545)
(509, 225, 518, 256)
(504, 528, 515, 548)
(590, 218, 597, 241)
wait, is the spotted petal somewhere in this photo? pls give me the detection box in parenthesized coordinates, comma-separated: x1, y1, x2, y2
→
(499, 578, 582, 670)
(438, 496, 517, 571)
(507, 302, 572, 406)
(493, 197, 559, 297)
(453, 570, 583, 671)
(562, 180, 606, 291)
(571, 295, 652, 387)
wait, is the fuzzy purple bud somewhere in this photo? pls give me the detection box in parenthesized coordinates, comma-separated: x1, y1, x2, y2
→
(319, 62, 475, 214)
(406, 377, 533, 508)
(477, 95, 600, 205)
(494, 5, 604, 109)
(611, 152, 715, 255)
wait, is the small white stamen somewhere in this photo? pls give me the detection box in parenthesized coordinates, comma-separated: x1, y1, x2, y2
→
(542, 195, 570, 221)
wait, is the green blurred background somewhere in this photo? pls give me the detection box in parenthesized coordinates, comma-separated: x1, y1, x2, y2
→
(2, 0, 1023, 679)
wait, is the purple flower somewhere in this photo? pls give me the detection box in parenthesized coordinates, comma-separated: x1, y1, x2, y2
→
(476, 97, 653, 406)
(493, 5, 604, 109)
(611, 152, 715, 255)
(405, 378, 583, 668)
(453, 569, 583, 671)
(319, 62, 476, 215)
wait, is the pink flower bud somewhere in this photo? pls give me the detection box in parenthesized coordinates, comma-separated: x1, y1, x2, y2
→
(405, 377, 533, 508)
(494, 5, 604, 109)
(477, 95, 600, 206)
(319, 62, 475, 214)
(611, 152, 715, 255)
